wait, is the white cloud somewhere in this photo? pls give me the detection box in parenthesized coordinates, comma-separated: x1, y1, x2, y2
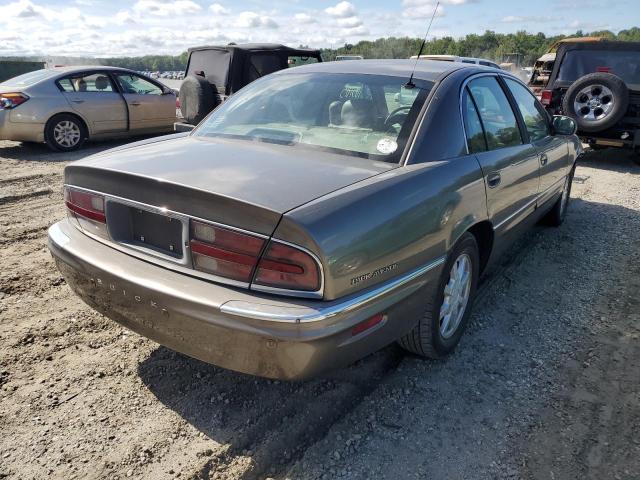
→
(501, 15, 556, 23)
(132, 0, 201, 17)
(210, 3, 229, 15)
(336, 16, 363, 28)
(325, 1, 356, 18)
(294, 12, 316, 24)
(234, 11, 279, 29)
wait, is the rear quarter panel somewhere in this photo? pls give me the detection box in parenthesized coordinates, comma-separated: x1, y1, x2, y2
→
(275, 156, 488, 300)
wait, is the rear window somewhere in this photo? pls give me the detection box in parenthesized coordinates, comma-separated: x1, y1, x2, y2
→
(0, 69, 56, 87)
(195, 72, 432, 163)
(187, 49, 231, 89)
(557, 49, 640, 86)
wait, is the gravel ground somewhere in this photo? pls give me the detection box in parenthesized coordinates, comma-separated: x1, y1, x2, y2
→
(0, 139, 638, 480)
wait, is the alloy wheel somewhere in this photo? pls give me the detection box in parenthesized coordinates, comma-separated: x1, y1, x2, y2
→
(573, 84, 614, 122)
(439, 253, 472, 339)
(53, 120, 81, 148)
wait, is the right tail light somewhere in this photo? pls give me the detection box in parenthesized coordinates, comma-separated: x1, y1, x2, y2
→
(540, 89, 553, 106)
(253, 242, 321, 292)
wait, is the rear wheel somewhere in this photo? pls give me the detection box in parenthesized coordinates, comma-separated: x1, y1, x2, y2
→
(45, 114, 87, 152)
(398, 233, 479, 358)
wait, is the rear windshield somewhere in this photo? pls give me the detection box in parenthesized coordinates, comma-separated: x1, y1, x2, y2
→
(194, 72, 432, 163)
(187, 49, 231, 89)
(0, 69, 56, 87)
(557, 50, 640, 87)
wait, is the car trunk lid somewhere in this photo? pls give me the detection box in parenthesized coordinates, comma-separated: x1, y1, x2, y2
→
(64, 135, 395, 235)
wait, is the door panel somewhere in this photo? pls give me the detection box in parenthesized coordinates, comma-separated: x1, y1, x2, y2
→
(113, 73, 176, 131)
(60, 72, 127, 134)
(474, 144, 540, 230)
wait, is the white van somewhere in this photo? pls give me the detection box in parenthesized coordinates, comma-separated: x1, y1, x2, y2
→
(410, 54, 501, 69)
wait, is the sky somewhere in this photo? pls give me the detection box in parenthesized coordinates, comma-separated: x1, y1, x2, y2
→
(0, 0, 638, 57)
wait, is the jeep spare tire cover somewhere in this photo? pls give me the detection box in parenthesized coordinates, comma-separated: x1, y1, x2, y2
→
(562, 72, 628, 133)
(179, 75, 219, 125)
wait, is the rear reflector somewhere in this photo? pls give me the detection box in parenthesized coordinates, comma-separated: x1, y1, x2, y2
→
(253, 242, 320, 292)
(190, 220, 265, 282)
(351, 313, 385, 336)
(64, 187, 105, 223)
(540, 89, 553, 106)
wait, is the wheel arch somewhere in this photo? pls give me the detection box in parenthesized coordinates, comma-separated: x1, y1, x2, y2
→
(465, 220, 494, 275)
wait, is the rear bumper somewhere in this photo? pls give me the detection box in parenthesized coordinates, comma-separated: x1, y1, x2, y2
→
(579, 126, 640, 149)
(0, 110, 45, 142)
(48, 219, 443, 380)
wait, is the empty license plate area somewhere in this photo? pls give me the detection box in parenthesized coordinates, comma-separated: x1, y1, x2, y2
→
(107, 202, 184, 259)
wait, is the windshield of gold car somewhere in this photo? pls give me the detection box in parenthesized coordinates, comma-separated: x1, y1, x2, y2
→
(194, 72, 432, 162)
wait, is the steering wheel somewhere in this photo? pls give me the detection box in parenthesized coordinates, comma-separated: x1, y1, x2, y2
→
(384, 105, 412, 129)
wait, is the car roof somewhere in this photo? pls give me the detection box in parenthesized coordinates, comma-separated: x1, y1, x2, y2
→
(50, 66, 134, 74)
(273, 59, 476, 82)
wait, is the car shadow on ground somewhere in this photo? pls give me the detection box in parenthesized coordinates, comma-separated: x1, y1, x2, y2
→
(0, 135, 166, 163)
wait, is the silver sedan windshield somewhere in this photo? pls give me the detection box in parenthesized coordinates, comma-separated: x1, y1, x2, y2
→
(195, 73, 432, 162)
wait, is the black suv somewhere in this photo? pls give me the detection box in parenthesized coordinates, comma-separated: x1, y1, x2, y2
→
(536, 40, 640, 163)
(176, 43, 322, 130)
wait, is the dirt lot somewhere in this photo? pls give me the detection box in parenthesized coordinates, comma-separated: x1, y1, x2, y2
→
(0, 139, 639, 480)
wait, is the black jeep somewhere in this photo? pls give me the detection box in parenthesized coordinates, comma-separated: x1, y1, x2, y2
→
(537, 40, 640, 163)
(176, 43, 322, 130)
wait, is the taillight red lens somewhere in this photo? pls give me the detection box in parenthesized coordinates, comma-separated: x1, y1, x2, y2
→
(64, 187, 105, 223)
(190, 220, 265, 282)
(0, 92, 29, 110)
(540, 89, 553, 106)
(253, 242, 320, 292)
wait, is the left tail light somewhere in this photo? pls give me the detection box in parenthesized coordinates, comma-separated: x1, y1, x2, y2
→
(64, 187, 108, 238)
(0, 92, 29, 110)
(65, 187, 105, 222)
(540, 89, 553, 106)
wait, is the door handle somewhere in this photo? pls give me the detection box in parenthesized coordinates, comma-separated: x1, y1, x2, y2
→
(130, 101, 141, 106)
(487, 172, 501, 188)
(540, 154, 548, 166)
(71, 100, 84, 104)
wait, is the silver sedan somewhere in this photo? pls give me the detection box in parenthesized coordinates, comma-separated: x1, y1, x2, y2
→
(0, 66, 177, 151)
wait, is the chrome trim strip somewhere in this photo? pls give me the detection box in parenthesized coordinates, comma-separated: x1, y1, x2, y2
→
(63, 184, 325, 298)
(221, 255, 446, 323)
(493, 195, 538, 231)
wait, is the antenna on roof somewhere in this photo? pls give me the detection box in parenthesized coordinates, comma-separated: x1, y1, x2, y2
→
(405, 1, 440, 88)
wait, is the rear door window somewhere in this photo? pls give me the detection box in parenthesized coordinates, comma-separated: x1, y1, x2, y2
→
(462, 88, 487, 153)
(504, 77, 550, 141)
(467, 76, 523, 150)
(245, 53, 285, 82)
(59, 73, 115, 93)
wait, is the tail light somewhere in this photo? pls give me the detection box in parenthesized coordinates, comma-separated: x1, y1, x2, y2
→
(0, 92, 29, 110)
(190, 220, 265, 282)
(253, 242, 321, 292)
(190, 220, 321, 292)
(540, 89, 553, 106)
(64, 187, 105, 223)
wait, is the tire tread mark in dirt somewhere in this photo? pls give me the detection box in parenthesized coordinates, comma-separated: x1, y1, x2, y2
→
(0, 189, 53, 206)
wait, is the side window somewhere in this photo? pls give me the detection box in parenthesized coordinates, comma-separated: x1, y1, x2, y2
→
(115, 73, 163, 95)
(60, 73, 114, 93)
(504, 77, 550, 142)
(468, 76, 522, 150)
(462, 88, 487, 153)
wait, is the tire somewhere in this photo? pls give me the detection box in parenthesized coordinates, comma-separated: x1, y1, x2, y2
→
(398, 232, 480, 358)
(562, 73, 628, 133)
(45, 114, 87, 152)
(543, 165, 575, 227)
(179, 75, 219, 125)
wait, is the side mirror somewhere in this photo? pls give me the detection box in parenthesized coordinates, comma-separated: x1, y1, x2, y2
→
(552, 115, 577, 136)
